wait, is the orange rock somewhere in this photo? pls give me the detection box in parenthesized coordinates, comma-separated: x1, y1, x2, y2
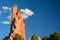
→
(38, 36, 41, 40)
(9, 5, 26, 40)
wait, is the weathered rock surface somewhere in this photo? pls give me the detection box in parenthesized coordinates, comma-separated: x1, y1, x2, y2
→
(9, 5, 26, 40)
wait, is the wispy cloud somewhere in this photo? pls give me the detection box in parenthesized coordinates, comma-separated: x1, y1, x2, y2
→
(6, 8, 34, 20)
(20, 8, 34, 19)
(1, 7, 34, 24)
(1, 20, 10, 24)
(7, 12, 12, 20)
(21, 14, 28, 19)
(7, 15, 11, 20)
(2, 6, 11, 12)
(1, 6, 12, 24)
(1, 12, 12, 24)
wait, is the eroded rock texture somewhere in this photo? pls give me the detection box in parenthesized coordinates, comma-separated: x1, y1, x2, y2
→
(9, 5, 26, 40)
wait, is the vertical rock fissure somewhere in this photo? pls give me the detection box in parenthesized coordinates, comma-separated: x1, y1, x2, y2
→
(9, 5, 26, 40)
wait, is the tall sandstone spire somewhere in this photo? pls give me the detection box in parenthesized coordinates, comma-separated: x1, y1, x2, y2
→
(9, 5, 26, 40)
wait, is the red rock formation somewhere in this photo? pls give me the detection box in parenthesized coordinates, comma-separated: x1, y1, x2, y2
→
(9, 5, 26, 40)
(38, 36, 41, 40)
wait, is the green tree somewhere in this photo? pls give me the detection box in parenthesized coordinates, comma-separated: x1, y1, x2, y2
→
(49, 32, 60, 40)
(42, 32, 60, 40)
(31, 34, 38, 40)
(42, 36, 48, 40)
(13, 34, 24, 40)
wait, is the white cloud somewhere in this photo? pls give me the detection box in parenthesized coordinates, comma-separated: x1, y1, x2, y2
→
(7, 12, 12, 20)
(1, 8, 34, 24)
(1, 14, 11, 24)
(21, 14, 28, 19)
(0, 8, 12, 24)
(7, 15, 11, 20)
(2, 6, 11, 11)
(0, 6, 11, 25)
(20, 8, 34, 19)
(1, 20, 10, 24)
(5, 8, 34, 20)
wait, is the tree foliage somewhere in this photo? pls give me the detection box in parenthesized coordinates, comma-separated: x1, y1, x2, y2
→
(31, 34, 38, 40)
(42, 32, 60, 40)
(13, 34, 24, 40)
(42, 36, 48, 40)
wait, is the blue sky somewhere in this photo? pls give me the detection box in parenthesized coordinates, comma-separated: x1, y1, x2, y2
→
(0, 0, 60, 40)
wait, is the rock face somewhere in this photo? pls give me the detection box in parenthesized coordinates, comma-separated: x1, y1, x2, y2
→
(9, 5, 26, 40)
(38, 36, 41, 40)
